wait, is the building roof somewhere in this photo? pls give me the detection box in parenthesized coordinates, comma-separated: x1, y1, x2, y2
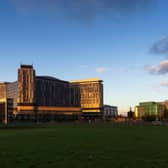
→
(36, 76, 69, 84)
(139, 102, 159, 106)
(20, 64, 33, 69)
(104, 105, 117, 108)
(0, 82, 9, 85)
(70, 78, 103, 83)
(0, 81, 17, 85)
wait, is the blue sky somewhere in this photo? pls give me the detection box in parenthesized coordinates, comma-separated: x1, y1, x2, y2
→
(1, 0, 168, 114)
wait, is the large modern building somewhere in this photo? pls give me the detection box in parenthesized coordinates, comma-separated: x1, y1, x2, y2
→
(71, 78, 104, 119)
(135, 102, 165, 120)
(17, 65, 81, 121)
(0, 65, 104, 122)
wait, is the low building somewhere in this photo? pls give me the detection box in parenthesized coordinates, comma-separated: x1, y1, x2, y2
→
(161, 100, 168, 110)
(127, 107, 135, 119)
(0, 82, 17, 123)
(135, 102, 165, 120)
(103, 105, 118, 120)
(160, 100, 168, 119)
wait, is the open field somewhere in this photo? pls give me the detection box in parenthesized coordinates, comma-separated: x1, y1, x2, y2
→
(0, 123, 168, 168)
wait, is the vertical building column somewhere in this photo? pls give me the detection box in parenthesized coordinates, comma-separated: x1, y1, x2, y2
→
(18, 65, 35, 105)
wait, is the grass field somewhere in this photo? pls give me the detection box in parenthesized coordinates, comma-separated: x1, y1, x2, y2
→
(0, 123, 168, 168)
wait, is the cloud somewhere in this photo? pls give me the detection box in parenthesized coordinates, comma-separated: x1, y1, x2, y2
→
(160, 81, 168, 87)
(145, 60, 168, 75)
(96, 67, 107, 73)
(150, 36, 168, 56)
(95, 66, 129, 74)
(10, 0, 154, 22)
(144, 65, 157, 74)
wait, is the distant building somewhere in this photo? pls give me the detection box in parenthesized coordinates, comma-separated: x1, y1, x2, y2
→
(103, 105, 118, 120)
(161, 100, 168, 110)
(71, 78, 104, 119)
(135, 102, 165, 120)
(127, 107, 135, 119)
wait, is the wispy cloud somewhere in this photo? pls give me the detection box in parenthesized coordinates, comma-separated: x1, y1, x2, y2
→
(144, 65, 157, 74)
(145, 60, 168, 75)
(10, 0, 154, 23)
(150, 36, 168, 56)
(95, 66, 129, 74)
(96, 67, 107, 73)
(160, 81, 168, 87)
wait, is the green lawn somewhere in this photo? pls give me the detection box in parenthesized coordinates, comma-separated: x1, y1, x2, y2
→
(0, 123, 168, 168)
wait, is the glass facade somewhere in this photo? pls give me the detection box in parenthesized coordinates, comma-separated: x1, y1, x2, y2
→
(0, 83, 7, 100)
(0, 65, 104, 122)
(71, 79, 103, 117)
(135, 102, 165, 119)
(35, 76, 80, 107)
(6, 82, 18, 108)
(103, 105, 118, 119)
(17, 65, 81, 118)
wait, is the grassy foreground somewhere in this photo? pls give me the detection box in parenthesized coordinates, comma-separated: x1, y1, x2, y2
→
(0, 123, 168, 168)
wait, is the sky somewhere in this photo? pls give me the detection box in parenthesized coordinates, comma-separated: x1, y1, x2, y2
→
(1, 0, 168, 114)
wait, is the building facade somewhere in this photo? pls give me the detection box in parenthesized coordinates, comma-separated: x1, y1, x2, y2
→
(35, 76, 80, 107)
(0, 82, 17, 123)
(0, 65, 104, 122)
(71, 78, 104, 118)
(17, 65, 81, 120)
(135, 102, 165, 120)
(6, 82, 18, 114)
(103, 105, 118, 120)
(18, 65, 35, 106)
(161, 100, 168, 110)
(0, 102, 6, 123)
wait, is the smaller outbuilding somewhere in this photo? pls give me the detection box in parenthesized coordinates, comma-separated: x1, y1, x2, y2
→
(103, 105, 118, 120)
(127, 107, 135, 119)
